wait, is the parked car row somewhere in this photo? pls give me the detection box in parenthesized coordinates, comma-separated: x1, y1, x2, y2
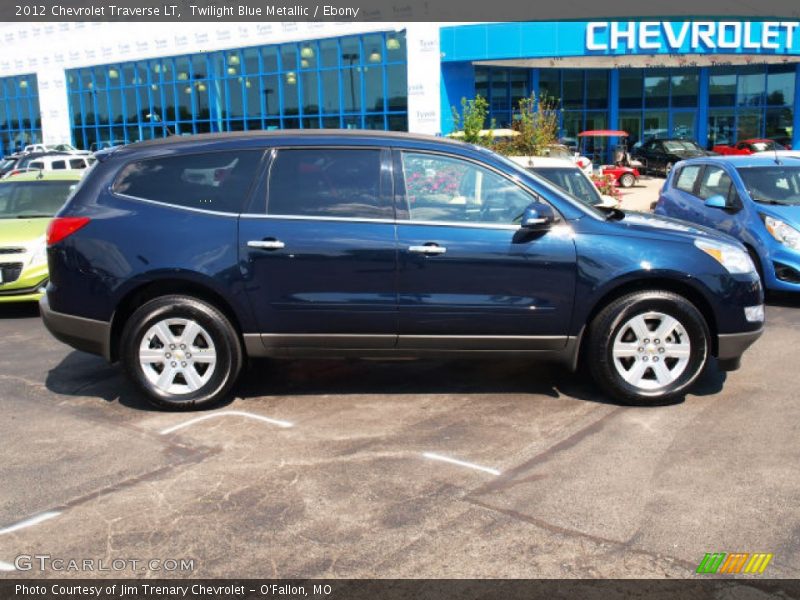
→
(1, 150, 96, 179)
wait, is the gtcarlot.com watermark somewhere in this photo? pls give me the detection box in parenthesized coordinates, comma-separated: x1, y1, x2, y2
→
(12, 554, 195, 572)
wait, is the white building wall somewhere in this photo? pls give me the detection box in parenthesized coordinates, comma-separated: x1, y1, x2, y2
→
(0, 21, 443, 143)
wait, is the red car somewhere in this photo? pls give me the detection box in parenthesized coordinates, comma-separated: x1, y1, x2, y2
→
(712, 138, 786, 155)
(577, 130, 640, 188)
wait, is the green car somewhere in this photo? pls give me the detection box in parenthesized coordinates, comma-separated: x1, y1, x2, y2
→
(0, 170, 83, 303)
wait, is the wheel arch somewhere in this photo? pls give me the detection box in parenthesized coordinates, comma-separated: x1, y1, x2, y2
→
(578, 276, 719, 363)
(109, 276, 247, 363)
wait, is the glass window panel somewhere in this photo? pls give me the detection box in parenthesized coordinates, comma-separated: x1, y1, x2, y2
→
(619, 71, 643, 109)
(737, 109, 763, 139)
(364, 35, 384, 65)
(299, 42, 317, 70)
(562, 71, 583, 109)
(767, 67, 794, 106)
(340, 37, 360, 63)
(113, 151, 263, 212)
(320, 70, 340, 113)
(510, 70, 529, 108)
(738, 67, 765, 107)
(109, 89, 123, 124)
(261, 75, 280, 116)
(386, 64, 406, 112)
(709, 68, 737, 107)
(261, 47, 279, 73)
(301, 71, 319, 114)
(385, 32, 405, 61)
(490, 69, 509, 112)
(619, 112, 642, 147)
(643, 111, 668, 141)
(268, 149, 388, 218)
(243, 48, 260, 76)
(319, 39, 339, 69)
(243, 78, 259, 116)
(282, 73, 299, 116)
(766, 107, 793, 143)
(342, 68, 361, 112)
(708, 109, 735, 147)
(586, 70, 608, 109)
(281, 45, 298, 72)
(174, 56, 191, 84)
(322, 116, 340, 129)
(644, 70, 669, 109)
(365, 66, 384, 112)
(365, 114, 385, 130)
(670, 71, 698, 108)
(672, 112, 696, 139)
(401, 151, 534, 224)
(226, 78, 244, 119)
(475, 67, 489, 101)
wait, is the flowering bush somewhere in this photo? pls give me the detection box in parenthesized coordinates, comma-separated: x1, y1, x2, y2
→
(404, 161, 465, 202)
(590, 173, 621, 199)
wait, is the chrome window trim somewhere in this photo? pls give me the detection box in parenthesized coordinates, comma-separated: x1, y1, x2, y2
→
(238, 212, 520, 230)
(111, 192, 240, 218)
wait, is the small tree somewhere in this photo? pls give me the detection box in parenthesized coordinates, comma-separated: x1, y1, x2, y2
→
(495, 93, 560, 157)
(451, 95, 492, 146)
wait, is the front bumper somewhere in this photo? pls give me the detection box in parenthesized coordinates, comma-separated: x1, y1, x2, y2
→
(716, 327, 764, 371)
(39, 294, 111, 360)
(0, 264, 48, 303)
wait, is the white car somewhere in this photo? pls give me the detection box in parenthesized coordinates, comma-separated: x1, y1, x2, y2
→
(508, 156, 619, 208)
(23, 143, 91, 156)
(2, 154, 96, 179)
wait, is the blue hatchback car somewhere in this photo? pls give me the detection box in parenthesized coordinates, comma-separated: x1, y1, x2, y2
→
(40, 131, 764, 410)
(654, 155, 800, 293)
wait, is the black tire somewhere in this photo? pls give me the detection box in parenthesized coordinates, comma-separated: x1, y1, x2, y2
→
(619, 173, 636, 188)
(120, 295, 243, 410)
(587, 290, 710, 405)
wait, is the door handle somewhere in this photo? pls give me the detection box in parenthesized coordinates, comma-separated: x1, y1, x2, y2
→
(408, 244, 447, 255)
(248, 239, 285, 250)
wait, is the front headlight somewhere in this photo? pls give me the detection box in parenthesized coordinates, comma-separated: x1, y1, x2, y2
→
(694, 240, 755, 274)
(28, 236, 47, 267)
(762, 215, 800, 250)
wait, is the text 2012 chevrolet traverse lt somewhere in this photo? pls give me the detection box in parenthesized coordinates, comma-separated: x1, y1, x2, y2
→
(40, 131, 764, 410)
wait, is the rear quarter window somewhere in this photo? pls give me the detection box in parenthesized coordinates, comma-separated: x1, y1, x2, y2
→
(674, 165, 702, 193)
(112, 150, 263, 213)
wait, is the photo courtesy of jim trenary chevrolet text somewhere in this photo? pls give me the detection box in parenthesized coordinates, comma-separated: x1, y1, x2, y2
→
(1, 0, 800, 598)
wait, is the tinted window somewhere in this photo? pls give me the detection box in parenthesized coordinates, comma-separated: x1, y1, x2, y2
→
(29, 162, 44, 169)
(267, 149, 388, 219)
(402, 152, 535, 224)
(52, 161, 66, 170)
(674, 165, 701, 193)
(69, 159, 85, 169)
(113, 151, 263, 213)
(698, 166, 733, 200)
(738, 166, 800, 205)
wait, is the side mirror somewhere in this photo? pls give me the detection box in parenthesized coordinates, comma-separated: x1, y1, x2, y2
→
(521, 202, 556, 231)
(704, 195, 727, 209)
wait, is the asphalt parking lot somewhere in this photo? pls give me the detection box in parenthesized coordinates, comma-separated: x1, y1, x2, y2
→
(1, 296, 799, 579)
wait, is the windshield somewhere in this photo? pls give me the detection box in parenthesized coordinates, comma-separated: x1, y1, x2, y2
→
(0, 180, 76, 218)
(751, 141, 781, 152)
(527, 167, 603, 207)
(663, 141, 702, 153)
(737, 166, 800, 205)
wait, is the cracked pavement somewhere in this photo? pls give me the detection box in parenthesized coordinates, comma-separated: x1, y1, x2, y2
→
(1, 299, 799, 579)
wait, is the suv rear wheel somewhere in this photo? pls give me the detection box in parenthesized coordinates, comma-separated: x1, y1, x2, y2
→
(587, 290, 710, 405)
(120, 295, 243, 410)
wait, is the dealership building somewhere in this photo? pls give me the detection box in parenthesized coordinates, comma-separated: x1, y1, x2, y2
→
(1, 19, 799, 160)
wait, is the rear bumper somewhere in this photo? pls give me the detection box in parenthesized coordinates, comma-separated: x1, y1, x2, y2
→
(39, 294, 111, 360)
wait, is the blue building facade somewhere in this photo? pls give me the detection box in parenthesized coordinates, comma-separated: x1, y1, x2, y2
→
(440, 21, 800, 158)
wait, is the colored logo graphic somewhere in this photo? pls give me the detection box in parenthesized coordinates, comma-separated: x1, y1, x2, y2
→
(696, 553, 773, 574)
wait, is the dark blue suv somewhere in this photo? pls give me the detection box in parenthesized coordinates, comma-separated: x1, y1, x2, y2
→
(41, 131, 764, 410)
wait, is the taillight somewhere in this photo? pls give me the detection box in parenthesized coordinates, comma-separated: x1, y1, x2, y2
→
(47, 217, 90, 246)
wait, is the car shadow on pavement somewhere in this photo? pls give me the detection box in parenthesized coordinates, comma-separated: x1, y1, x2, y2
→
(43, 351, 727, 412)
(43, 350, 236, 412)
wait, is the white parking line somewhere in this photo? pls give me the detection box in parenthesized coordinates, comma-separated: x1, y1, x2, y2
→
(160, 410, 294, 435)
(0, 560, 15, 571)
(422, 452, 501, 476)
(0, 511, 60, 536)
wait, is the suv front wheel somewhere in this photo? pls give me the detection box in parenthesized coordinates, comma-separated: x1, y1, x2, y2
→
(587, 290, 710, 405)
(120, 295, 243, 410)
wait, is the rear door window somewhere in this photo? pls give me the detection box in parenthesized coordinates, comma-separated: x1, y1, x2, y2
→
(266, 148, 389, 219)
(113, 151, 263, 213)
(52, 160, 67, 170)
(69, 158, 86, 169)
(674, 165, 702, 193)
